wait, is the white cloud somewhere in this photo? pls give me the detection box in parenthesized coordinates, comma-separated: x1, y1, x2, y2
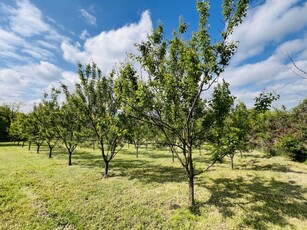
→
(3, 0, 50, 37)
(222, 37, 307, 109)
(0, 0, 67, 64)
(0, 62, 80, 112)
(230, 0, 307, 64)
(79, 9, 96, 26)
(219, 0, 307, 109)
(80, 29, 90, 40)
(62, 10, 153, 74)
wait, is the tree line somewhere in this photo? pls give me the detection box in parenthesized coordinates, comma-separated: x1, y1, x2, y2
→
(1, 0, 306, 209)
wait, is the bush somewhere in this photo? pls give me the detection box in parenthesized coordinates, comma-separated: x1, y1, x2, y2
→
(280, 135, 306, 162)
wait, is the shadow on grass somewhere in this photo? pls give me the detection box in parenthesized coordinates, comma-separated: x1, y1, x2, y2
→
(0, 142, 20, 147)
(144, 151, 175, 159)
(241, 161, 307, 174)
(201, 176, 307, 229)
(112, 158, 187, 184)
(56, 148, 188, 184)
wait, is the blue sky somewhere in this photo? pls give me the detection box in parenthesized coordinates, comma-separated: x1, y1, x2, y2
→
(0, 0, 307, 112)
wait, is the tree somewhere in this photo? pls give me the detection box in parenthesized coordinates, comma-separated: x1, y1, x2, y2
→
(254, 91, 280, 113)
(8, 112, 27, 146)
(0, 102, 23, 141)
(224, 102, 250, 169)
(0, 115, 9, 142)
(23, 111, 45, 154)
(115, 0, 249, 208)
(32, 91, 59, 158)
(125, 119, 151, 158)
(64, 63, 126, 176)
(0, 102, 23, 127)
(209, 80, 236, 169)
(53, 90, 88, 166)
(250, 91, 280, 155)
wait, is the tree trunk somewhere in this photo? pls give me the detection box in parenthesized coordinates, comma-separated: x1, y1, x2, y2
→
(171, 146, 174, 163)
(92, 140, 95, 150)
(36, 144, 40, 154)
(187, 145, 195, 209)
(22, 141, 25, 148)
(104, 161, 109, 178)
(49, 146, 53, 158)
(68, 152, 72, 166)
(136, 145, 139, 158)
(28, 141, 31, 150)
(188, 173, 195, 209)
(230, 154, 234, 170)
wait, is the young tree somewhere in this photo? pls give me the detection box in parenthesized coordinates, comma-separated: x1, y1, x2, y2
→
(9, 112, 27, 146)
(64, 63, 126, 176)
(250, 91, 280, 154)
(222, 102, 251, 169)
(209, 80, 239, 169)
(230, 102, 250, 156)
(23, 111, 44, 154)
(125, 119, 151, 158)
(33, 92, 59, 158)
(53, 91, 88, 166)
(115, 0, 249, 208)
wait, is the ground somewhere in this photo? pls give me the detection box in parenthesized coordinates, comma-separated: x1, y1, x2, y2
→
(0, 142, 306, 229)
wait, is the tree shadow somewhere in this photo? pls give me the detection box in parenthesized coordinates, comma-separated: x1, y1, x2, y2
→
(109, 158, 187, 184)
(0, 142, 20, 147)
(240, 162, 307, 174)
(144, 150, 175, 159)
(201, 176, 307, 229)
(242, 152, 268, 159)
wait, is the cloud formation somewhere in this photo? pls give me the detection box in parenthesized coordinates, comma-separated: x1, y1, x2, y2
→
(62, 10, 153, 74)
(230, 0, 307, 64)
(223, 55, 307, 108)
(0, 0, 66, 64)
(79, 9, 96, 26)
(0, 61, 78, 112)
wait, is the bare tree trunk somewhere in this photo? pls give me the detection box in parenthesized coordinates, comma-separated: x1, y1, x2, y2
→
(68, 152, 72, 166)
(170, 146, 174, 163)
(36, 144, 40, 154)
(136, 145, 139, 158)
(187, 145, 195, 209)
(92, 139, 95, 150)
(188, 173, 195, 209)
(22, 141, 25, 148)
(28, 141, 31, 150)
(104, 161, 109, 178)
(48, 145, 53, 158)
(230, 154, 234, 170)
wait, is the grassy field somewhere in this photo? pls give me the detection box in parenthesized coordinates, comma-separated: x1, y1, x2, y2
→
(0, 142, 307, 230)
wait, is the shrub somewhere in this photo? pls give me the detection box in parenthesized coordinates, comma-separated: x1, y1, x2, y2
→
(280, 135, 306, 162)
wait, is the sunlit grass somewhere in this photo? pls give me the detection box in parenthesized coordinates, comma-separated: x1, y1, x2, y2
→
(1, 142, 306, 229)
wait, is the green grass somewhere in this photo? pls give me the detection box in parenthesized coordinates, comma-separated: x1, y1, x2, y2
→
(1, 142, 307, 229)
